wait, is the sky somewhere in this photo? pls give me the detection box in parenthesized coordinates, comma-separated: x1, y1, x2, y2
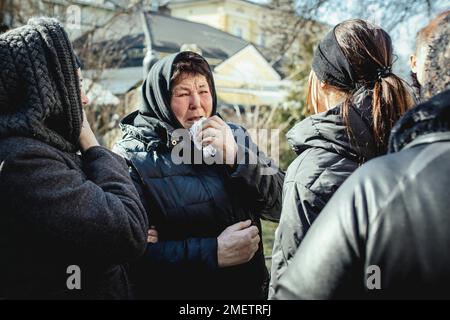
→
(251, 0, 450, 77)
(316, 0, 450, 75)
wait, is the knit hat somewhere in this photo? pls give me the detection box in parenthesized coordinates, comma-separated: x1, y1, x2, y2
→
(421, 12, 450, 99)
(0, 17, 83, 152)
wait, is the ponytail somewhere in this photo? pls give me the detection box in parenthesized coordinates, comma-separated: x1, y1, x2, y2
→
(333, 19, 416, 155)
(371, 74, 412, 152)
(341, 74, 413, 157)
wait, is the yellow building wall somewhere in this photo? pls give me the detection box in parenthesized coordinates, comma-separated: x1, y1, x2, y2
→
(170, 2, 224, 30)
(213, 45, 286, 106)
(170, 0, 267, 46)
(222, 0, 264, 43)
(214, 45, 280, 86)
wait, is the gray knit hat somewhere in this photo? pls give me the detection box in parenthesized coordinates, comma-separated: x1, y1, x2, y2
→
(0, 17, 82, 152)
(422, 12, 450, 98)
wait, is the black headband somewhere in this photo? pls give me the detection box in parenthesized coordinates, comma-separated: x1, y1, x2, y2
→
(312, 26, 356, 90)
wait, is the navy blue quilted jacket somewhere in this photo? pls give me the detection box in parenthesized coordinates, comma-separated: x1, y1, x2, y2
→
(114, 52, 284, 299)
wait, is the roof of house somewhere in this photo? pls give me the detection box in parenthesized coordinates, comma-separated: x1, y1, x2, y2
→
(74, 10, 250, 68)
(168, 0, 267, 9)
(143, 11, 250, 64)
(72, 10, 146, 68)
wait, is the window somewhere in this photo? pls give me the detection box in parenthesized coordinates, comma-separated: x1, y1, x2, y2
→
(258, 33, 266, 47)
(233, 26, 243, 38)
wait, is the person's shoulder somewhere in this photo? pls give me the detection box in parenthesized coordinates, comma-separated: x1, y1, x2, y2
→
(0, 136, 62, 160)
(113, 135, 147, 159)
(0, 137, 69, 186)
(352, 148, 416, 183)
(331, 148, 418, 219)
(287, 146, 355, 185)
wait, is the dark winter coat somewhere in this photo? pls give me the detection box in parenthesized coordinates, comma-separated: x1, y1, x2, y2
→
(0, 18, 148, 299)
(269, 90, 379, 297)
(114, 52, 284, 299)
(274, 89, 450, 299)
(0, 139, 148, 299)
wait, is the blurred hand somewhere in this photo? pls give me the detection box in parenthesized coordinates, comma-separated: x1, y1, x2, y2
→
(147, 226, 158, 243)
(79, 110, 100, 152)
(197, 116, 238, 167)
(217, 219, 260, 268)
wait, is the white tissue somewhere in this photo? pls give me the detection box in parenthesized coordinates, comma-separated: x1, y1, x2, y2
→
(189, 117, 217, 158)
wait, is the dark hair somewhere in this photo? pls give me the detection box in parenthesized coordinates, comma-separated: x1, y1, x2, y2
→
(410, 70, 421, 98)
(334, 19, 414, 153)
(0, 24, 9, 34)
(170, 51, 213, 92)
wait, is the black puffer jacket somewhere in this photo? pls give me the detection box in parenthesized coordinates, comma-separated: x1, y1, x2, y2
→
(269, 90, 379, 297)
(114, 52, 284, 299)
(274, 89, 450, 299)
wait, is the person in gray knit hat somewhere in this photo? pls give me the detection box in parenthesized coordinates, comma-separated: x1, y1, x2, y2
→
(0, 17, 148, 299)
(409, 10, 450, 101)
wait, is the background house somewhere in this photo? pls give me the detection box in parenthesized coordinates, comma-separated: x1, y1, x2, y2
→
(2, 0, 289, 108)
(168, 0, 270, 47)
(74, 8, 288, 109)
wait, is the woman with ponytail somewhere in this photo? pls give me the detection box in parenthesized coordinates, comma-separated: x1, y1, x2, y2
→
(269, 19, 415, 297)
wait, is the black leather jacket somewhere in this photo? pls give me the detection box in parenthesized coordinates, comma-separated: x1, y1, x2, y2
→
(274, 89, 450, 299)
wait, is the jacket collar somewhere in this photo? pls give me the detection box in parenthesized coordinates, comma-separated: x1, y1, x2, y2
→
(389, 89, 450, 153)
(119, 111, 187, 151)
(287, 88, 378, 163)
(403, 132, 450, 150)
